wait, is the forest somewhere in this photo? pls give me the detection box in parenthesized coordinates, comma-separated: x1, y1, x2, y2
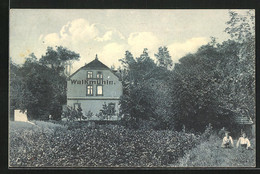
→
(10, 10, 255, 133)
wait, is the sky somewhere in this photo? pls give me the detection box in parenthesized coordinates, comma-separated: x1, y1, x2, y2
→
(9, 9, 251, 73)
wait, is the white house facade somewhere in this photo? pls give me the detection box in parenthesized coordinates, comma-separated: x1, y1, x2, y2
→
(66, 55, 123, 120)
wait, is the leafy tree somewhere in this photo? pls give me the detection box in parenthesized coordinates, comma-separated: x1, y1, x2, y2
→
(9, 61, 23, 120)
(154, 46, 173, 69)
(119, 49, 174, 129)
(10, 46, 80, 121)
(171, 43, 233, 131)
(39, 46, 80, 75)
(169, 10, 255, 132)
(171, 40, 254, 131)
(222, 10, 255, 122)
(225, 10, 255, 43)
(19, 60, 54, 120)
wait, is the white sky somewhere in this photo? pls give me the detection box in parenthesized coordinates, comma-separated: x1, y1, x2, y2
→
(10, 9, 250, 73)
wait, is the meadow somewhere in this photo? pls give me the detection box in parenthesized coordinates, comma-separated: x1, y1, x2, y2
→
(176, 135, 256, 167)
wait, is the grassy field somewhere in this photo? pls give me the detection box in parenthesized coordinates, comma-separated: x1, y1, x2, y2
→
(175, 135, 256, 167)
(9, 121, 255, 167)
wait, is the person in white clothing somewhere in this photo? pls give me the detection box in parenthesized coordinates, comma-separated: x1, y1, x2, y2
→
(221, 131, 234, 148)
(236, 133, 251, 149)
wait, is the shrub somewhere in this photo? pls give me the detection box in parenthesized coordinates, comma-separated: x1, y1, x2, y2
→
(9, 123, 199, 167)
(200, 123, 214, 142)
(83, 111, 93, 120)
(62, 106, 83, 122)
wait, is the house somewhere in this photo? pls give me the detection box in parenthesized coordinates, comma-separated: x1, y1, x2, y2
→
(66, 55, 123, 120)
(234, 114, 255, 137)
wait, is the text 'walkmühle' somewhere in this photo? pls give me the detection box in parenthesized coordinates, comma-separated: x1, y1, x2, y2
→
(66, 55, 123, 120)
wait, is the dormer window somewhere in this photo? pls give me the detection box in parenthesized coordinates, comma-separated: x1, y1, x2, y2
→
(97, 72, 103, 79)
(87, 71, 93, 78)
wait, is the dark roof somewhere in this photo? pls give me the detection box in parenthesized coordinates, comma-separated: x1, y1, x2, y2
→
(219, 106, 254, 125)
(234, 115, 254, 125)
(69, 58, 114, 79)
(83, 58, 110, 70)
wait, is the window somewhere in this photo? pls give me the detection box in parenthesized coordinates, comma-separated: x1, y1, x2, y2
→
(108, 103, 116, 115)
(87, 85, 93, 96)
(96, 85, 103, 96)
(87, 71, 93, 78)
(97, 72, 103, 79)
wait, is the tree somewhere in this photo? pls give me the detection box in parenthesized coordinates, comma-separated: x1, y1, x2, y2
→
(171, 39, 254, 132)
(39, 46, 80, 75)
(19, 61, 54, 120)
(119, 48, 174, 129)
(9, 61, 23, 120)
(169, 10, 255, 132)
(170, 44, 228, 131)
(222, 10, 255, 122)
(225, 10, 255, 43)
(154, 46, 173, 69)
(10, 46, 80, 120)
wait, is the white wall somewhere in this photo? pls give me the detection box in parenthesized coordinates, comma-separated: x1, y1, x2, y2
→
(14, 110, 28, 122)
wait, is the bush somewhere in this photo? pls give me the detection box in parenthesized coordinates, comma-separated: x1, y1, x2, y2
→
(200, 123, 214, 142)
(62, 106, 83, 121)
(83, 111, 93, 120)
(9, 122, 199, 167)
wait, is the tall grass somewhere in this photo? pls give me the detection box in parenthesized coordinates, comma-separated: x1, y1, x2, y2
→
(176, 134, 255, 167)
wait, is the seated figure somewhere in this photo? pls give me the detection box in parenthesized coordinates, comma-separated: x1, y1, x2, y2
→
(221, 131, 234, 148)
(236, 133, 251, 150)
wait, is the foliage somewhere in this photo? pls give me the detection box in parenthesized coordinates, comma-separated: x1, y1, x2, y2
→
(154, 46, 173, 69)
(39, 46, 80, 74)
(222, 10, 255, 122)
(199, 123, 214, 142)
(97, 102, 116, 120)
(62, 106, 83, 121)
(9, 61, 23, 120)
(83, 110, 94, 120)
(171, 12, 255, 131)
(119, 49, 173, 129)
(225, 10, 255, 43)
(171, 43, 233, 131)
(9, 47, 80, 120)
(9, 121, 199, 167)
(176, 134, 255, 167)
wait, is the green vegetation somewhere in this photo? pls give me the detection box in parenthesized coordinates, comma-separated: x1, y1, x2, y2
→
(10, 121, 254, 167)
(119, 10, 255, 132)
(9, 10, 255, 167)
(10, 10, 255, 133)
(9, 121, 199, 167)
(176, 135, 255, 167)
(10, 46, 80, 121)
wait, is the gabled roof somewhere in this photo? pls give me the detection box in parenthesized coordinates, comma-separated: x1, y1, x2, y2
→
(83, 58, 110, 70)
(69, 56, 115, 79)
(234, 115, 254, 125)
(219, 106, 254, 125)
